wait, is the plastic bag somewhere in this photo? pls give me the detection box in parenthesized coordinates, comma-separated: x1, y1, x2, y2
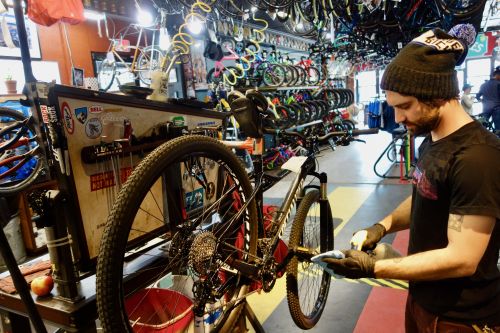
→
(27, 0, 84, 27)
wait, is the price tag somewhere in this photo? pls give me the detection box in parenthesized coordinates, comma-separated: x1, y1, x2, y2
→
(281, 156, 307, 173)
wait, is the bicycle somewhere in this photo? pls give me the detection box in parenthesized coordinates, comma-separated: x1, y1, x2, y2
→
(96, 90, 378, 332)
(97, 24, 164, 91)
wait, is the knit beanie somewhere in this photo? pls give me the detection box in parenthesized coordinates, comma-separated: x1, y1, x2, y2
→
(380, 24, 476, 100)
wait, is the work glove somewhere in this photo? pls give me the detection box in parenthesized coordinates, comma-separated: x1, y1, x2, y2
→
(350, 223, 386, 251)
(322, 250, 376, 279)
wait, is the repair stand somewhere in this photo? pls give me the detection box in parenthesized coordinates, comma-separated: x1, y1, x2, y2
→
(235, 299, 265, 333)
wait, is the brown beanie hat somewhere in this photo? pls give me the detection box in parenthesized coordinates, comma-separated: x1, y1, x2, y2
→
(380, 24, 476, 100)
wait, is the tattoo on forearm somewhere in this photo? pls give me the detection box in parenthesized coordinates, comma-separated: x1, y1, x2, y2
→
(448, 214, 464, 232)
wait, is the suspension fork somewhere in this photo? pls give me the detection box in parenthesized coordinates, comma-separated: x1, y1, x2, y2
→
(309, 171, 332, 251)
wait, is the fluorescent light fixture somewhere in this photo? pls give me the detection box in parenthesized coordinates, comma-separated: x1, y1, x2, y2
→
(187, 17, 203, 35)
(137, 9, 153, 26)
(84, 10, 105, 21)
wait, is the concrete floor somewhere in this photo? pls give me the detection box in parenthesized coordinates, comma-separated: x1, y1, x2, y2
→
(248, 131, 413, 332)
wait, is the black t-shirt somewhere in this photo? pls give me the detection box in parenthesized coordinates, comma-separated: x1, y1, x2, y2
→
(409, 120, 500, 325)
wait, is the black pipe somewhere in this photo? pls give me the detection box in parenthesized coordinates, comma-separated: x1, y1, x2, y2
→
(0, 198, 47, 333)
(13, 0, 36, 83)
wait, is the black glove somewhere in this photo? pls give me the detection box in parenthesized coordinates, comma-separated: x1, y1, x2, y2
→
(322, 250, 376, 279)
(350, 223, 386, 251)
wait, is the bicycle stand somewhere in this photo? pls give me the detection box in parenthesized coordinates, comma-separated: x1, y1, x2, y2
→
(234, 299, 265, 333)
(373, 129, 414, 183)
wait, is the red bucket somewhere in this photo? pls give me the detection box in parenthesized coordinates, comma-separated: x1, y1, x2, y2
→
(125, 288, 193, 333)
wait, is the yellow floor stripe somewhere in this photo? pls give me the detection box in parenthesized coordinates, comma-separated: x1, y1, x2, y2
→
(247, 186, 375, 325)
(328, 187, 375, 237)
(332, 276, 409, 290)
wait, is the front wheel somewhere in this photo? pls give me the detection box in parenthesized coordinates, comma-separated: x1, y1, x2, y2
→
(286, 189, 333, 330)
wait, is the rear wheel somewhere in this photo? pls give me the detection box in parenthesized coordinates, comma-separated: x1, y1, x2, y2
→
(286, 189, 333, 329)
(136, 46, 164, 85)
(97, 135, 258, 333)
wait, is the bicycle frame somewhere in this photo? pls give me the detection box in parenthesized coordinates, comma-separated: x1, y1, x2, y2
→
(108, 26, 144, 74)
(221, 138, 330, 280)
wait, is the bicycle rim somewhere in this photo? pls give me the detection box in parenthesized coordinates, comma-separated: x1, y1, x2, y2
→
(286, 189, 332, 329)
(137, 46, 164, 85)
(0, 108, 44, 195)
(96, 135, 258, 333)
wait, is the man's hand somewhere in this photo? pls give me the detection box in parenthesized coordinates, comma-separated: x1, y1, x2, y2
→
(322, 250, 376, 279)
(350, 223, 386, 251)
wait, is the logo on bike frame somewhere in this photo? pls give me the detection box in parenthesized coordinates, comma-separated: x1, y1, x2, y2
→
(61, 102, 74, 134)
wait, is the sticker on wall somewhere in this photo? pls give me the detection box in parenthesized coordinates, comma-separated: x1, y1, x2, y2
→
(74, 107, 88, 124)
(172, 116, 185, 126)
(85, 118, 103, 139)
(60, 102, 74, 134)
(89, 105, 104, 114)
(185, 188, 204, 211)
(39, 105, 49, 124)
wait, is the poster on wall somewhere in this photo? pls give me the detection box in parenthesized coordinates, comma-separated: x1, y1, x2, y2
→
(182, 54, 196, 98)
(0, 10, 41, 58)
(191, 41, 208, 90)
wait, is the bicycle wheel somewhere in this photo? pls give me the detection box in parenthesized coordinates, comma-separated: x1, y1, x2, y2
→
(97, 135, 258, 333)
(0, 108, 44, 195)
(262, 64, 286, 87)
(97, 59, 116, 91)
(286, 189, 333, 330)
(136, 46, 164, 86)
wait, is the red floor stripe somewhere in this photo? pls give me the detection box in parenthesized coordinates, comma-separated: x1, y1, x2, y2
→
(354, 230, 410, 332)
(354, 287, 408, 333)
(392, 229, 409, 256)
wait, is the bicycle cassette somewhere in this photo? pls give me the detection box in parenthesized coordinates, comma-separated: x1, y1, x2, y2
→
(189, 231, 218, 275)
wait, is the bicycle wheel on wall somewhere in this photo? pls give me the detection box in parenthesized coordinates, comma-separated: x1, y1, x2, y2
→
(136, 46, 164, 86)
(97, 135, 258, 333)
(0, 108, 44, 195)
(97, 59, 116, 91)
(286, 189, 333, 330)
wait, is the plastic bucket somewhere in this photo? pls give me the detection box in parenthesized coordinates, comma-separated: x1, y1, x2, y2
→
(125, 288, 193, 333)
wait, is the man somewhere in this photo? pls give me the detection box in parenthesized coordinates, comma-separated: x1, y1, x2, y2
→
(476, 66, 500, 131)
(322, 26, 500, 332)
(460, 83, 474, 115)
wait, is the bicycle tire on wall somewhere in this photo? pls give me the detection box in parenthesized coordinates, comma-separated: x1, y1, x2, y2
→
(96, 135, 258, 333)
(0, 107, 44, 195)
(286, 189, 333, 330)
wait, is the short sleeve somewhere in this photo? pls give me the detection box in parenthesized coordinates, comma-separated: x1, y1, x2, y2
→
(449, 144, 500, 219)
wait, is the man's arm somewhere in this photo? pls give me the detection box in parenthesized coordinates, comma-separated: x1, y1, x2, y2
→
(374, 214, 495, 280)
(378, 195, 412, 234)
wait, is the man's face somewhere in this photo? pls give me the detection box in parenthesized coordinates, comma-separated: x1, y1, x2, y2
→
(385, 91, 441, 136)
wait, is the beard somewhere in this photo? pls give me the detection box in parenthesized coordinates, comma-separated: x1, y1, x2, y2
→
(404, 103, 441, 136)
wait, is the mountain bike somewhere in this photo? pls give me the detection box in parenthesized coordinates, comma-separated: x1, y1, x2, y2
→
(96, 90, 378, 332)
